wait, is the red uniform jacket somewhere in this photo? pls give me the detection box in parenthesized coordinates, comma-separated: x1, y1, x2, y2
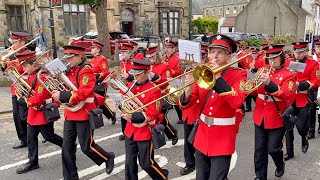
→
(285, 57, 320, 107)
(25, 72, 52, 126)
(123, 81, 162, 141)
(151, 63, 172, 92)
(237, 51, 253, 70)
(253, 67, 297, 129)
(7, 48, 29, 96)
(162, 52, 181, 78)
(60, 63, 97, 121)
(91, 55, 109, 88)
(254, 54, 267, 69)
(180, 68, 247, 156)
(120, 60, 132, 73)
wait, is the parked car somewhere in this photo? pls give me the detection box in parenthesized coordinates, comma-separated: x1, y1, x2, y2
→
(191, 34, 204, 42)
(69, 30, 132, 57)
(129, 35, 163, 49)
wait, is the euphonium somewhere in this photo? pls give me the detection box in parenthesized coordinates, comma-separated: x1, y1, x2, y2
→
(5, 66, 33, 98)
(245, 62, 274, 94)
(36, 50, 85, 112)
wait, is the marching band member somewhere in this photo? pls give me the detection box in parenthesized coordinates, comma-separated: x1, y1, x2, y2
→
(90, 41, 116, 124)
(4, 32, 30, 149)
(51, 45, 115, 179)
(252, 44, 296, 180)
(146, 46, 179, 145)
(180, 34, 246, 180)
(307, 39, 320, 139)
(15, 51, 63, 174)
(121, 60, 169, 180)
(284, 42, 320, 161)
(162, 40, 183, 124)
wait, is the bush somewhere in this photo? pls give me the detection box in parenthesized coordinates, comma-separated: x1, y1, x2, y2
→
(192, 17, 219, 34)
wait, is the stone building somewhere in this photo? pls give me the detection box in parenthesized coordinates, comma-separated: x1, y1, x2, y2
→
(0, 0, 190, 47)
(203, 0, 250, 19)
(235, 0, 318, 40)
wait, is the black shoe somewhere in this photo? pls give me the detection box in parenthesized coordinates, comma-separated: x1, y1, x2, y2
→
(275, 162, 285, 177)
(16, 162, 39, 174)
(177, 120, 183, 124)
(111, 111, 116, 125)
(318, 128, 320, 135)
(106, 152, 115, 174)
(119, 134, 125, 141)
(12, 141, 27, 149)
(245, 108, 251, 112)
(162, 169, 169, 178)
(301, 136, 309, 153)
(284, 153, 294, 161)
(307, 132, 315, 140)
(180, 166, 195, 175)
(172, 129, 178, 145)
(254, 177, 262, 180)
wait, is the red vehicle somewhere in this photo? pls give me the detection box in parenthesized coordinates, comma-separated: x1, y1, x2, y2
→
(69, 30, 132, 57)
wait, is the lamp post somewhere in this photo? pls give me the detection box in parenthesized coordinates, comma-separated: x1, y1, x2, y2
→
(48, 0, 57, 58)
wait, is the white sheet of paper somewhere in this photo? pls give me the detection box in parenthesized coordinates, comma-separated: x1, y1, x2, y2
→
(288, 61, 306, 73)
(107, 93, 124, 105)
(168, 78, 183, 89)
(45, 58, 67, 76)
(178, 39, 201, 63)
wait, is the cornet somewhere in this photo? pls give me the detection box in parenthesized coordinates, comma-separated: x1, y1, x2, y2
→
(245, 62, 274, 94)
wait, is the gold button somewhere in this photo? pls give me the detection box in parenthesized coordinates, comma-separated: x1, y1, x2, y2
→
(209, 112, 212, 115)
(264, 103, 266, 105)
(196, 100, 200, 103)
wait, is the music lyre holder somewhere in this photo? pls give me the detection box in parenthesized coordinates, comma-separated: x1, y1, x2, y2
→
(184, 52, 195, 62)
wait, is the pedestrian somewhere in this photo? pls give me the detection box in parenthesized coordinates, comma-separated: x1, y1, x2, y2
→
(15, 51, 63, 174)
(51, 45, 115, 179)
(36, 28, 47, 53)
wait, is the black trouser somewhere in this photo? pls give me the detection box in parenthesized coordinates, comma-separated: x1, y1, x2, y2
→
(174, 105, 182, 121)
(161, 109, 177, 140)
(285, 104, 311, 155)
(195, 150, 231, 180)
(12, 95, 27, 143)
(62, 120, 113, 180)
(96, 90, 114, 119)
(184, 120, 195, 168)
(245, 95, 257, 110)
(121, 117, 127, 134)
(308, 101, 319, 133)
(125, 137, 167, 180)
(27, 122, 63, 164)
(254, 123, 285, 180)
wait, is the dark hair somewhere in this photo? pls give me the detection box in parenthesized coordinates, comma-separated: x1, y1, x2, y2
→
(22, 55, 40, 65)
(265, 51, 286, 65)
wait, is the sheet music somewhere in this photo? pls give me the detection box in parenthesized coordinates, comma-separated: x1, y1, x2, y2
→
(178, 39, 201, 63)
(168, 78, 183, 89)
(107, 93, 124, 106)
(288, 61, 306, 73)
(45, 58, 67, 76)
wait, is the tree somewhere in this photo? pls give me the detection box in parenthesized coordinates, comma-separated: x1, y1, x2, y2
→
(192, 17, 219, 34)
(74, 0, 111, 58)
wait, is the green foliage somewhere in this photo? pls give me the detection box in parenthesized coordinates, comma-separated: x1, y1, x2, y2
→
(192, 17, 218, 34)
(240, 37, 265, 47)
(73, 0, 100, 5)
(269, 33, 295, 45)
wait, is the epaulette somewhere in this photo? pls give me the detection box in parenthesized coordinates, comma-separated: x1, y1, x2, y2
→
(286, 67, 295, 73)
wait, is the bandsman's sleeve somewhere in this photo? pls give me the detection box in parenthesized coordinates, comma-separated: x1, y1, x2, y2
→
(298, 61, 320, 91)
(215, 70, 247, 109)
(179, 83, 201, 110)
(26, 79, 51, 107)
(60, 67, 95, 104)
(97, 57, 110, 81)
(168, 55, 182, 78)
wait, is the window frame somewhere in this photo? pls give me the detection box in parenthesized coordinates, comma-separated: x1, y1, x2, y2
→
(63, 3, 87, 36)
(161, 10, 180, 35)
(6, 5, 24, 32)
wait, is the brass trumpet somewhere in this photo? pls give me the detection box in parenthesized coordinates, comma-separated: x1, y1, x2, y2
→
(121, 53, 252, 114)
(245, 62, 274, 94)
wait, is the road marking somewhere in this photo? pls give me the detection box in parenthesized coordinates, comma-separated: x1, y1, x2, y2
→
(0, 132, 122, 171)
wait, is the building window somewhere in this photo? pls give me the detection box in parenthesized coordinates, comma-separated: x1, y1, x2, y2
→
(206, 9, 208, 16)
(226, 7, 229, 15)
(233, 7, 237, 14)
(242, 5, 245, 9)
(219, 8, 222, 15)
(7, 5, 23, 31)
(63, 4, 87, 36)
(229, 27, 232, 32)
(212, 9, 215, 16)
(162, 11, 180, 35)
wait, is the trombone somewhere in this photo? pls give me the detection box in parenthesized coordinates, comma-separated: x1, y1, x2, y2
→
(121, 53, 252, 114)
(0, 37, 39, 67)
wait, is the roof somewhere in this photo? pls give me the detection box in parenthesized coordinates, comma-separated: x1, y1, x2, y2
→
(192, 0, 202, 15)
(199, 0, 249, 8)
(221, 17, 235, 27)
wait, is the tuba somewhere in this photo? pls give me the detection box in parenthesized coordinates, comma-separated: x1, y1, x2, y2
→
(5, 66, 33, 98)
(36, 50, 85, 112)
